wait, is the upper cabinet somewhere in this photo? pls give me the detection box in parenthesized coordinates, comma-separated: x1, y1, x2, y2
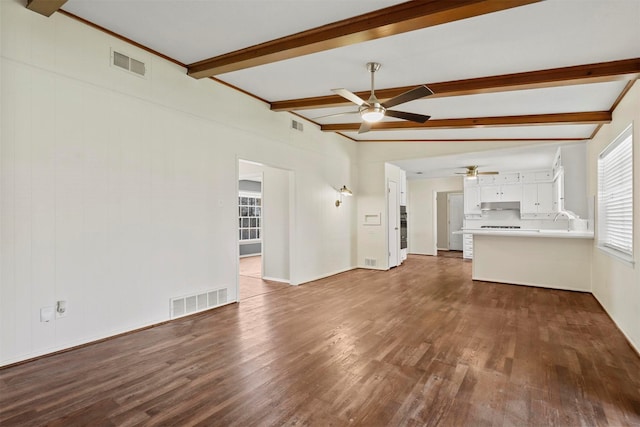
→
(480, 184, 522, 202)
(463, 168, 559, 218)
(464, 179, 481, 215)
(521, 170, 552, 183)
(521, 182, 554, 217)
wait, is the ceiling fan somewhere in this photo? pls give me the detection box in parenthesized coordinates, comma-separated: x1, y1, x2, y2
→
(456, 165, 499, 178)
(326, 62, 433, 134)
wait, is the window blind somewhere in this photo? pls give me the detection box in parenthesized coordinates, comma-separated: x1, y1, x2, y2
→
(598, 124, 633, 259)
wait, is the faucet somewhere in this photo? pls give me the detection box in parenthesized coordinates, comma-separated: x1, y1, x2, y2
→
(554, 210, 577, 231)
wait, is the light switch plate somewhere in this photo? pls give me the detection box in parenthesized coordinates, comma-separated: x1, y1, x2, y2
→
(40, 306, 54, 323)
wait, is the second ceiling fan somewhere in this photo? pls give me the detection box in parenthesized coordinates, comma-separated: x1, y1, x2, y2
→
(330, 62, 434, 134)
(456, 165, 499, 178)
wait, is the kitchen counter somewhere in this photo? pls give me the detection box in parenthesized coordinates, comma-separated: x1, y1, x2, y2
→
(470, 233, 592, 292)
(456, 228, 594, 239)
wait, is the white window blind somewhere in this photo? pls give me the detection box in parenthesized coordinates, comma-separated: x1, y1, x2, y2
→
(597, 124, 633, 261)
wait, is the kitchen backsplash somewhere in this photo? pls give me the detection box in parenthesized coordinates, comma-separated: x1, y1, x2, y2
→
(464, 209, 592, 231)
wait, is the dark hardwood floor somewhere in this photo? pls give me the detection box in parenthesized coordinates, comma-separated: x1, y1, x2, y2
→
(1, 255, 639, 426)
(239, 255, 287, 301)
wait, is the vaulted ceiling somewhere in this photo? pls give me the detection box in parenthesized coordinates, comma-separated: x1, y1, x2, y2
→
(39, 1, 640, 145)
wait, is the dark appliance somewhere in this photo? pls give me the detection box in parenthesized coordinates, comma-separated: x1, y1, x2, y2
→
(400, 206, 407, 249)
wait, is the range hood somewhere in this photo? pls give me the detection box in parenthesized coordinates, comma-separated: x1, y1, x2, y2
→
(480, 201, 521, 211)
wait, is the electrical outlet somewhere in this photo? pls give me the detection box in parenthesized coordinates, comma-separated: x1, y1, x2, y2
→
(56, 300, 68, 318)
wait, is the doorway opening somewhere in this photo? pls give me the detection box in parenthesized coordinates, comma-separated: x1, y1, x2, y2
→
(238, 159, 292, 300)
(436, 191, 464, 255)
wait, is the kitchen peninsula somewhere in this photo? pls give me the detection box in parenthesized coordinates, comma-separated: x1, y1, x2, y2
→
(463, 228, 593, 291)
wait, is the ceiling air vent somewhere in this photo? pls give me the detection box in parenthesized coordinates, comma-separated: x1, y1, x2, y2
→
(291, 120, 304, 132)
(111, 49, 147, 77)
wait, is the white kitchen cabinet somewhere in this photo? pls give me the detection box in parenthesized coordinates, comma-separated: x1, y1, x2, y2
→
(521, 170, 552, 183)
(478, 175, 496, 185)
(497, 172, 521, 184)
(522, 182, 554, 217)
(463, 234, 473, 259)
(464, 185, 481, 215)
(480, 184, 521, 202)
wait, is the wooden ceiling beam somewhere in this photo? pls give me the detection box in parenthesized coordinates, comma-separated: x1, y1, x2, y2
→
(320, 111, 612, 132)
(26, 0, 68, 17)
(187, 0, 541, 78)
(272, 58, 640, 111)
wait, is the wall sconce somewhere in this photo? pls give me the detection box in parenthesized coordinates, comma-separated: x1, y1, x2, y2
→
(335, 185, 353, 207)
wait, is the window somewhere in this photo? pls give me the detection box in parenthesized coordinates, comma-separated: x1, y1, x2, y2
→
(239, 194, 261, 241)
(597, 124, 633, 263)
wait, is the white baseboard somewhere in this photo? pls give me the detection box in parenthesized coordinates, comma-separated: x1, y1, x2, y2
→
(298, 266, 357, 285)
(262, 276, 290, 284)
(471, 276, 590, 293)
(239, 253, 261, 259)
(592, 293, 640, 356)
(357, 266, 387, 271)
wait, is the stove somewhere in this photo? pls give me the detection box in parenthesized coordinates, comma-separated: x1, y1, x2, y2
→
(480, 225, 521, 229)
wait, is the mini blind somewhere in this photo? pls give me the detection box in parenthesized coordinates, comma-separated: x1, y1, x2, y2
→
(598, 124, 633, 259)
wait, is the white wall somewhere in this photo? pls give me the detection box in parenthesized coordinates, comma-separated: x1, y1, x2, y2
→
(262, 166, 290, 282)
(356, 141, 559, 266)
(356, 161, 387, 269)
(587, 81, 639, 353)
(0, 1, 357, 365)
(407, 177, 463, 255)
(560, 143, 588, 219)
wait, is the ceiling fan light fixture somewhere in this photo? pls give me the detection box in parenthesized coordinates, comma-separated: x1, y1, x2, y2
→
(361, 105, 385, 123)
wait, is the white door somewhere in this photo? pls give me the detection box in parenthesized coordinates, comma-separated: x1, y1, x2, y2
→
(388, 180, 399, 268)
(448, 193, 464, 251)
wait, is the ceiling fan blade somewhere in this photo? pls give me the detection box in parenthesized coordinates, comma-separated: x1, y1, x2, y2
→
(332, 88, 369, 106)
(382, 85, 433, 108)
(358, 121, 371, 134)
(313, 111, 359, 120)
(385, 110, 431, 123)
(477, 171, 499, 175)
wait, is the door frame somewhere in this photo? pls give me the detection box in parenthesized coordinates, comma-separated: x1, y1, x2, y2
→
(447, 192, 464, 251)
(388, 179, 399, 268)
(237, 158, 296, 303)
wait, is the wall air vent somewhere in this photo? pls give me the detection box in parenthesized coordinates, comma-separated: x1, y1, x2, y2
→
(170, 287, 229, 319)
(291, 120, 304, 132)
(111, 49, 147, 77)
(364, 258, 377, 267)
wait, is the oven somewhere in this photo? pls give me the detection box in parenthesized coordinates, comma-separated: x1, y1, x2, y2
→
(400, 206, 407, 249)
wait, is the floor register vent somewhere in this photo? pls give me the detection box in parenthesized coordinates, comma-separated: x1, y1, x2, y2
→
(364, 258, 377, 267)
(170, 288, 228, 319)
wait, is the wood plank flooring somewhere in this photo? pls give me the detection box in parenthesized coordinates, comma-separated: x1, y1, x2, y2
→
(239, 255, 287, 300)
(2, 255, 639, 426)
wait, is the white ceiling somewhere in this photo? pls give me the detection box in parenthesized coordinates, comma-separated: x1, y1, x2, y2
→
(61, 0, 640, 174)
(392, 143, 565, 180)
